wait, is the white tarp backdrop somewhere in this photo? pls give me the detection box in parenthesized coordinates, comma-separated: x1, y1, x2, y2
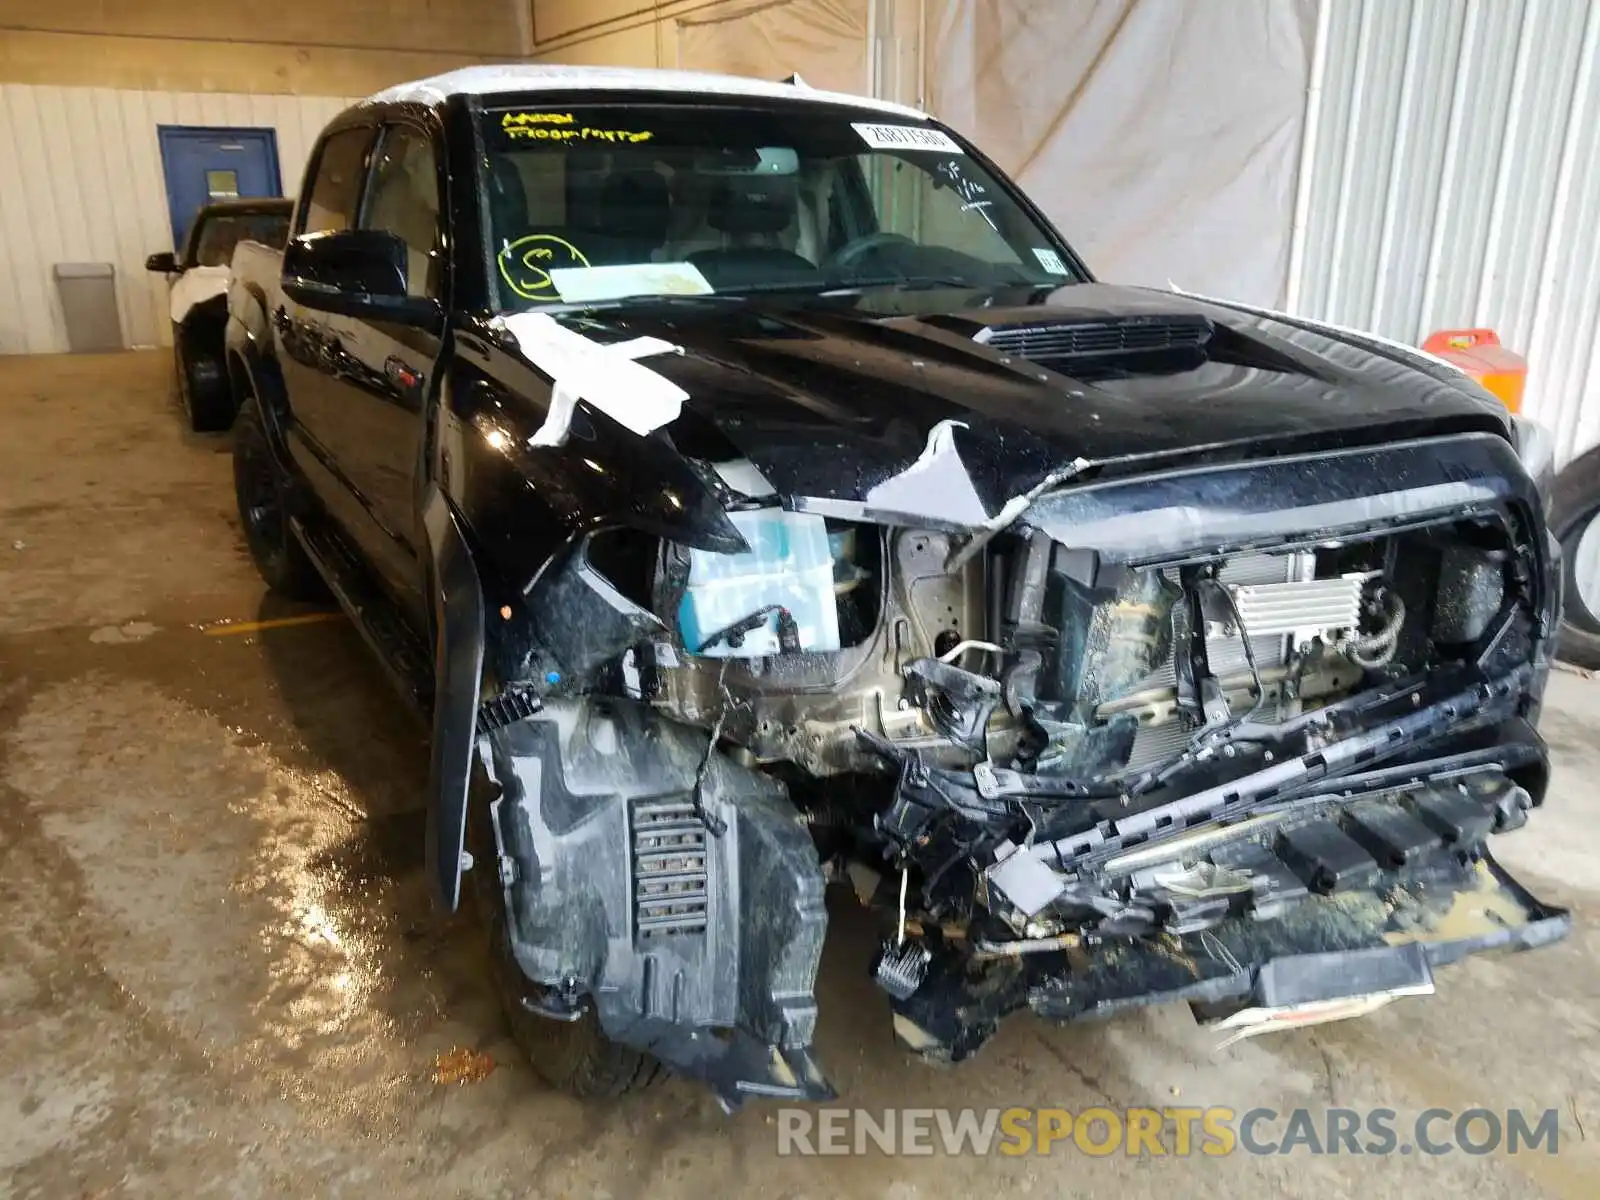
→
(676, 0, 869, 98)
(928, 0, 1316, 306)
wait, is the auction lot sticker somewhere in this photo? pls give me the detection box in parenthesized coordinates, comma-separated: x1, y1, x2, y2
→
(853, 123, 961, 153)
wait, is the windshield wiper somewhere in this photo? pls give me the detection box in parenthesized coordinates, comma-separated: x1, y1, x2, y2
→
(540, 280, 842, 313)
(826, 275, 1056, 294)
(541, 292, 749, 315)
(530, 275, 1057, 315)
(825, 276, 983, 293)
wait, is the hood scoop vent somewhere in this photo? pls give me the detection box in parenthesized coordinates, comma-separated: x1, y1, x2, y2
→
(976, 314, 1213, 366)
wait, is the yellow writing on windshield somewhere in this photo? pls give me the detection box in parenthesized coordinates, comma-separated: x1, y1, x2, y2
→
(505, 126, 655, 144)
(501, 111, 574, 127)
(498, 233, 590, 300)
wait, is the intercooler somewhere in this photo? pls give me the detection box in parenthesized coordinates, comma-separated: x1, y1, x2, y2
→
(1113, 551, 1366, 770)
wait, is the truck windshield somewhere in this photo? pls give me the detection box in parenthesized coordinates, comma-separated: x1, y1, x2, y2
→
(477, 102, 1080, 310)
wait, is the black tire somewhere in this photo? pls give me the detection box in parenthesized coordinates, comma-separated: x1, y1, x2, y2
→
(467, 776, 662, 1099)
(1552, 445, 1600, 670)
(174, 326, 233, 432)
(232, 393, 326, 600)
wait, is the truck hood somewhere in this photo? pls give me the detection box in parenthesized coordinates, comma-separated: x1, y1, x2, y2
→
(481, 281, 1514, 537)
(534, 282, 1513, 526)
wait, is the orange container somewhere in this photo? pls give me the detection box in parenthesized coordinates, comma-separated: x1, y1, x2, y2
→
(1421, 328, 1527, 412)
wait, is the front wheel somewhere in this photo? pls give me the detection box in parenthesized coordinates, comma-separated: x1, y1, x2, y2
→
(232, 393, 325, 600)
(485, 903, 663, 1098)
(467, 777, 662, 1099)
(174, 325, 233, 432)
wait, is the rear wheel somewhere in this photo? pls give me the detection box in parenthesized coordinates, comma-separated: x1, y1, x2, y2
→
(467, 768, 662, 1099)
(232, 393, 325, 599)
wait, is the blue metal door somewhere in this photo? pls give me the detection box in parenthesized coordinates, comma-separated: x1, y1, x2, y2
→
(156, 126, 282, 249)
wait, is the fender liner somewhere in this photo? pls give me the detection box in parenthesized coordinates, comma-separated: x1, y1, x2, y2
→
(424, 483, 486, 911)
(481, 698, 833, 1108)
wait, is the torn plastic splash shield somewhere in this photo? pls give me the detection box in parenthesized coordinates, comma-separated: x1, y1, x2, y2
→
(508, 530, 666, 691)
(480, 699, 833, 1110)
(1021, 432, 1540, 566)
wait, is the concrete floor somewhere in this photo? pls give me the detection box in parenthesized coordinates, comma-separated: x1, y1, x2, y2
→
(2, 350, 1600, 1199)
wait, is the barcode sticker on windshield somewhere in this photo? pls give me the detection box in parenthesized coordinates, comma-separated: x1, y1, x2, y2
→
(1033, 248, 1069, 275)
(853, 122, 961, 153)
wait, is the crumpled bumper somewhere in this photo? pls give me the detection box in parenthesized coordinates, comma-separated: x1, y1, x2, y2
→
(889, 833, 1570, 1063)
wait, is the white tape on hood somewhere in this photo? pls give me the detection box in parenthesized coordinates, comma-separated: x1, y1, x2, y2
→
(863, 417, 991, 527)
(499, 311, 686, 447)
(712, 458, 776, 497)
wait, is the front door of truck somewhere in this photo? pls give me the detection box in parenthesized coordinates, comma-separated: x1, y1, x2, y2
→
(277, 123, 382, 554)
(327, 118, 448, 625)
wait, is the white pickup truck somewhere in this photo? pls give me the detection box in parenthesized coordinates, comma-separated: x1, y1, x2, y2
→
(145, 198, 292, 430)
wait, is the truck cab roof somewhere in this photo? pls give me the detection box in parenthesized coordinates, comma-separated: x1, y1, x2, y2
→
(361, 63, 927, 120)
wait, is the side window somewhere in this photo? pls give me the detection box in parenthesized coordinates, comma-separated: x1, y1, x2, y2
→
(300, 128, 373, 236)
(360, 125, 442, 299)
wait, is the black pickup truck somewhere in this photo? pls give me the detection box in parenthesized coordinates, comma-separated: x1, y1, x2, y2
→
(226, 64, 1568, 1109)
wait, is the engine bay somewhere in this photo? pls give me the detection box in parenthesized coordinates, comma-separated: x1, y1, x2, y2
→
(573, 483, 1540, 970)
(643, 500, 1526, 780)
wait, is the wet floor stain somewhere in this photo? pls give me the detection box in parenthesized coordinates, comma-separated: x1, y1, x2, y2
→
(88, 621, 160, 644)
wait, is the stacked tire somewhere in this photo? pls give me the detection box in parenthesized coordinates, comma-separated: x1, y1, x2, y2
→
(1553, 444, 1600, 670)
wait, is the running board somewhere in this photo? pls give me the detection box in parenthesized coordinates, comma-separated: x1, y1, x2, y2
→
(290, 515, 434, 719)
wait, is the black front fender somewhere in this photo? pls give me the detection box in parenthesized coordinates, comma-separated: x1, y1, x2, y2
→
(423, 484, 486, 912)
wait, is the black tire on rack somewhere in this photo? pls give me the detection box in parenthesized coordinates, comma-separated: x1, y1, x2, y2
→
(1551, 443, 1600, 670)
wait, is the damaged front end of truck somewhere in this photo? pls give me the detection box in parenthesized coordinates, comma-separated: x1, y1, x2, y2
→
(454, 412, 1567, 1109)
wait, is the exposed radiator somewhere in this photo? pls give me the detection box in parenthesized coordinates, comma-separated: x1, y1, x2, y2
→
(1229, 573, 1370, 642)
(1125, 551, 1308, 696)
(1120, 551, 1333, 772)
(631, 797, 709, 938)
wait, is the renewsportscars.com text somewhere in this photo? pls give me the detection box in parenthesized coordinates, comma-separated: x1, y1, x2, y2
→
(776, 1106, 1562, 1158)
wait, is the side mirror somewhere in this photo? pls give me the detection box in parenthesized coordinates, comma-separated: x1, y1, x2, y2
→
(281, 230, 440, 329)
(145, 251, 178, 273)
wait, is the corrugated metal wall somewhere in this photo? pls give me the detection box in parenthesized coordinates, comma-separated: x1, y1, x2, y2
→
(1290, 0, 1600, 466)
(0, 85, 357, 355)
